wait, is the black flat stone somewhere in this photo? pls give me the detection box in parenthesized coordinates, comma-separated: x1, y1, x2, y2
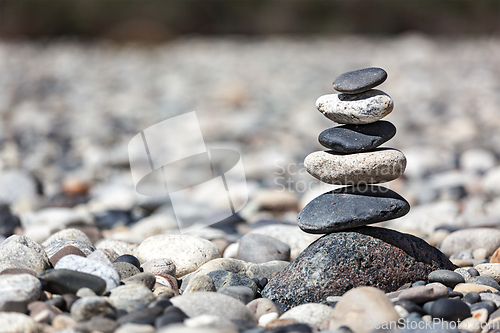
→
(297, 185, 410, 234)
(430, 298, 471, 321)
(318, 121, 396, 153)
(38, 269, 106, 296)
(333, 67, 387, 94)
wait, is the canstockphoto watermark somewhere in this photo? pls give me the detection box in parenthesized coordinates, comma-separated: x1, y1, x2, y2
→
(366, 318, 498, 331)
(128, 111, 248, 232)
(273, 159, 395, 193)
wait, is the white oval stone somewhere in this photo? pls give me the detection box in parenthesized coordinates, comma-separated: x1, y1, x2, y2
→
(316, 89, 394, 124)
(304, 148, 406, 185)
(137, 235, 221, 278)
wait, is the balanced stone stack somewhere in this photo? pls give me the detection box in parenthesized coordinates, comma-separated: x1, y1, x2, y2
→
(262, 68, 456, 311)
(299, 67, 409, 233)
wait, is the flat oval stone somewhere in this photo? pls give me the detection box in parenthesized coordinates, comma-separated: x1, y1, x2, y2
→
(333, 67, 388, 94)
(236, 234, 291, 263)
(428, 270, 465, 288)
(298, 185, 409, 234)
(39, 269, 107, 295)
(261, 226, 455, 310)
(430, 298, 471, 321)
(316, 89, 394, 125)
(318, 121, 396, 153)
(304, 148, 406, 186)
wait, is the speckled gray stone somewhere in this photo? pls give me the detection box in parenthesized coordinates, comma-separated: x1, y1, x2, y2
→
(261, 226, 456, 311)
(70, 296, 115, 322)
(0, 274, 42, 309)
(55, 255, 120, 292)
(109, 284, 156, 313)
(113, 262, 141, 280)
(236, 234, 291, 263)
(318, 121, 396, 153)
(304, 148, 406, 185)
(316, 89, 394, 125)
(207, 270, 258, 295)
(298, 185, 410, 234)
(0, 235, 51, 274)
(333, 67, 388, 94)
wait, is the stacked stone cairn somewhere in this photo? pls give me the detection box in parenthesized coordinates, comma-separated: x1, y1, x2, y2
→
(262, 68, 456, 311)
(298, 67, 410, 234)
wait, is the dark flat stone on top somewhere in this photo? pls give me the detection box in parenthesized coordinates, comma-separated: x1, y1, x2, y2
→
(38, 269, 106, 295)
(318, 121, 396, 153)
(333, 67, 387, 94)
(298, 185, 410, 234)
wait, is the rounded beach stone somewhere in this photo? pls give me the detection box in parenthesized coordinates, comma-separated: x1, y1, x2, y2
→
(428, 270, 465, 288)
(304, 148, 406, 185)
(0, 235, 51, 274)
(280, 303, 335, 327)
(114, 254, 141, 269)
(70, 296, 115, 322)
(297, 185, 410, 234)
(430, 298, 471, 321)
(170, 292, 257, 323)
(55, 255, 120, 292)
(182, 274, 216, 293)
(0, 312, 39, 333)
(236, 234, 291, 263)
(246, 298, 283, 320)
(475, 263, 500, 283)
(49, 245, 87, 267)
(322, 286, 399, 333)
(219, 286, 255, 304)
(469, 276, 500, 290)
(261, 226, 455, 310)
(440, 228, 500, 257)
(45, 238, 95, 258)
(316, 89, 394, 125)
(39, 269, 107, 295)
(318, 121, 396, 154)
(207, 270, 258, 294)
(42, 228, 93, 247)
(397, 285, 449, 304)
(141, 258, 176, 277)
(137, 235, 221, 278)
(123, 272, 156, 290)
(114, 262, 141, 279)
(333, 67, 388, 94)
(0, 274, 42, 309)
(454, 283, 497, 294)
(109, 284, 156, 313)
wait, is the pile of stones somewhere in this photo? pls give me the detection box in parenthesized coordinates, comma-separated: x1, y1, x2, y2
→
(299, 67, 409, 233)
(262, 68, 456, 310)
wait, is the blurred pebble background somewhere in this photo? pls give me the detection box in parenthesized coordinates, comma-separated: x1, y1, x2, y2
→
(0, 0, 499, 245)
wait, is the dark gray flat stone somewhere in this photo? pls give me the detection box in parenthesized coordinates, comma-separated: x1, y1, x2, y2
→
(318, 121, 396, 153)
(333, 67, 387, 94)
(428, 270, 465, 288)
(261, 226, 456, 311)
(297, 185, 410, 234)
(39, 268, 106, 295)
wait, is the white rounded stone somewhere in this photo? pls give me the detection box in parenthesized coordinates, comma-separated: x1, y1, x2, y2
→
(316, 89, 394, 124)
(137, 235, 221, 278)
(304, 148, 406, 185)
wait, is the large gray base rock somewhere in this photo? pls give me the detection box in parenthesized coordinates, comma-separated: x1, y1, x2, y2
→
(261, 226, 456, 310)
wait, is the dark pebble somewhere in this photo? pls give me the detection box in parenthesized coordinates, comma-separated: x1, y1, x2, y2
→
(117, 306, 164, 325)
(463, 292, 480, 304)
(39, 269, 106, 295)
(94, 210, 131, 229)
(412, 281, 426, 287)
(155, 306, 188, 328)
(428, 270, 465, 288)
(49, 245, 86, 267)
(318, 121, 396, 154)
(430, 298, 471, 321)
(333, 67, 388, 94)
(149, 298, 172, 309)
(114, 254, 141, 269)
(470, 276, 500, 290)
(259, 278, 268, 289)
(267, 323, 312, 333)
(46, 296, 67, 312)
(448, 291, 463, 298)
(423, 301, 435, 315)
(0, 301, 28, 314)
(468, 267, 480, 277)
(470, 300, 497, 315)
(0, 205, 21, 238)
(75, 316, 118, 333)
(393, 299, 425, 315)
(297, 185, 410, 234)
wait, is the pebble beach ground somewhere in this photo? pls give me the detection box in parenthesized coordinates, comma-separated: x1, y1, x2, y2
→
(0, 34, 500, 332)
